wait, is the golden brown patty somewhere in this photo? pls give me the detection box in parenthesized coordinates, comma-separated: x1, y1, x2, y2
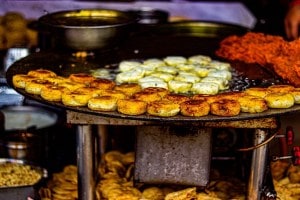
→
(133, 91, 162, 103)
(142, 87, 170, 98)
(164, 93, 190, 104)
(147, 100, 180, 117)
(69, 73, 95, 85)
(194, 92, 245, 105)
(27, 69, 57, 79)
(88, 96, 118, 111)
(117, 99, 147, 115)
(45, 76, 69, 85)
(90, 78, 116, 90)
(40, 85, 69, 102)
(58, 81, 85, 91)
(74, 87, 102, 98)
(114, 83, 142, 96)
(290, 88, 300, 104)
(25, 79, 53, 95)
(191, 94, 210, 101)
(237, 95, 268, 113)
(180, 100, 210, 117)
(61, 90, 93, 106)
(12, 74, 37, 88)
(99, 90, 127, 100)
(210, 99, 241, 116)
(217, 91, 246, 100)
(244, 87, 271, 98)
(267, 85, 295, 93)
(203, 94, 224, 104)
(264, 92, 295, 108)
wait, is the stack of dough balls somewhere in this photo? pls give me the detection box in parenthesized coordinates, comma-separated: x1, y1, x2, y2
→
(0, 12, 37, 49)
(12, 67, 300, 118)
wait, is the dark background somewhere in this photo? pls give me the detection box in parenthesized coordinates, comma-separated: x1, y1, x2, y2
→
(184, 0, 290, 37)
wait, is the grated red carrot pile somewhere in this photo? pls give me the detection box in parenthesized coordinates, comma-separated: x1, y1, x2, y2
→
(216, 32, 300, 86)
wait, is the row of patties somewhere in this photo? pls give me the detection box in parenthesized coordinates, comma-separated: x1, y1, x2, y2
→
(12, 68, 300, 117)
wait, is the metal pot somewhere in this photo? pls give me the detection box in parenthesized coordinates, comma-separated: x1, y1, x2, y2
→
(126, 8, 169, 24)
(0, 106, 58, 164)
(0, 132, 41, 161)
(37, 9, 138, 51)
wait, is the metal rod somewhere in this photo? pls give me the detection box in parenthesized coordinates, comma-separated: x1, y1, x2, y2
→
(97, 125, 108, 156)
(247, 129, 268, 200)
(76, 125, 95, 200)
(272, 155, 292, 161)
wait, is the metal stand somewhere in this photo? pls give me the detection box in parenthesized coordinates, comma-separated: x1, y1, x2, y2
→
(247, 129, 268, 200)
(76, 125, 95, 200)
(67, 110, 279, 200)
(134, 126, 212, 186)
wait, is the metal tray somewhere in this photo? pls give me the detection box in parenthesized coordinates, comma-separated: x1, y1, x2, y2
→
(6, 51, 300, 123)
(6, 21, 300, 122)
(0, 158, 47, 200)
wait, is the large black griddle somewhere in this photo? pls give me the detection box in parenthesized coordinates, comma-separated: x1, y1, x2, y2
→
(7, 21, 297, 200)
(6, 21, 300, 122)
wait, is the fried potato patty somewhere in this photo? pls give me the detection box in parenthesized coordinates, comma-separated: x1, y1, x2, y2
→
(69, 73, 95, 85)
(90, 78, 116, 90)
(133, 91, 162, 103)
(237, 95, 268, 113)
(290, 88, 300, 104)
(62, 91, 93, 106)
(180, 100, 210, 117)
(244, 87, 271, 98)
(25, 79, 53, 95)
(142, 87, 170, 98)
(164, 93, 190, 104)
(210, 99, 241, 116)
(12, 74, 37, 88)
(268, 85, 295, 93)
(117, 99, 147, 115)
(88, 96, 118, 111)
(264, 92, 295, 108)
(41, 85, 69, 102)
(147, 100, 180, 117)
(27, 69, 57, 79)
(114, 83, 142, 96)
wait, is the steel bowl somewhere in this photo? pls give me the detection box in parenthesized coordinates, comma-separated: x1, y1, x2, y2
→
(0, 106, 58, 165)
(126, 8, 169, 24)
(38, 9, 138, 51)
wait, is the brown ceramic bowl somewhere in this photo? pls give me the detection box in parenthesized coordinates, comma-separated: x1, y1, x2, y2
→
(38, 9, 137, 51)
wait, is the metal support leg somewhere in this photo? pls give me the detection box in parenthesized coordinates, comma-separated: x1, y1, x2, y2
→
(96, 125, 108, 156)
(94, 125, 108, 173)
(76, 125, 95, 200)
(247, 129, 268, 200)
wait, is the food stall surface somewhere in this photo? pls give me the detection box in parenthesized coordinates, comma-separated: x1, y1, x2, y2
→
(1, 1, 300, 200)
(6, 28, 299, 200)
